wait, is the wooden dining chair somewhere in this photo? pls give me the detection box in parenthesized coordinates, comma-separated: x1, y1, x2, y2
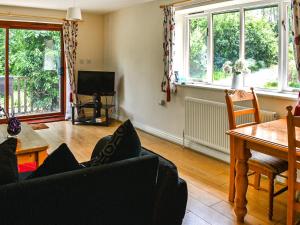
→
(225, 88, 288, 220)
(287, 106, 300, 225)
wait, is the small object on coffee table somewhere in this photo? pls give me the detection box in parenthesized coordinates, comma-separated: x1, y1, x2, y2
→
(7, 117, 21, 137)
(0, 105, 21, 137)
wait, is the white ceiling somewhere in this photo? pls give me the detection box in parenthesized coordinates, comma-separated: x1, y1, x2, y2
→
(0, 0, 156, 14)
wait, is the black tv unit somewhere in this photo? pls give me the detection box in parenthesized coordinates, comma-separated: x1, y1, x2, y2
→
(72, 71, 116, 126)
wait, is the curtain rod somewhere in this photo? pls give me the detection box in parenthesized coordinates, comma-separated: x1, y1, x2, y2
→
(159, 0, 193, 8)
(0, 12, 65, 21)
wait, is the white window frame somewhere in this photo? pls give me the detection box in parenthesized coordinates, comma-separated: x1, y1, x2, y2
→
(182, 0, 299, 93)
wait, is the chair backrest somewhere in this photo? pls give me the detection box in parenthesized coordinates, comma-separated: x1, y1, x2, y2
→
(286, 106, 300, 225)
(224, 87, 261, 130)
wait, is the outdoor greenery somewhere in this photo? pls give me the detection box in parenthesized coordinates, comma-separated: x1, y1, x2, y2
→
(188, 6, 300, 89)
(245, 10, 278, 72)
(0, 28, 61, 113)
(189, 17, 208, 79)
(213, 12, 240, 81)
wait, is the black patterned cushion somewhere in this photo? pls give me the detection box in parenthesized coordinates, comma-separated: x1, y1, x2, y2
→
(91, 135, 112, 160)
(91, 120, 141, 165)
(0, 138, 18, 185)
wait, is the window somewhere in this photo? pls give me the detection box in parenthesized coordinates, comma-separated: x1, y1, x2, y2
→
(244, 6, 279, 89)
(213, 11, 240, 85)
(0, 21, 65, 119)
(180, 0, 298, 92)
(189, 17, 208, 81)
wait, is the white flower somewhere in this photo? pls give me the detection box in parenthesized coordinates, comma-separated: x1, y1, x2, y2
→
(242, 67, 251, 74)
(222, 61, 233, 74)
(234, 59, 246, 73)
(222, 59, 250, 76)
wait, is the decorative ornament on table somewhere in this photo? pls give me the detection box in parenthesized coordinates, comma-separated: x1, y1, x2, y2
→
(222, 59, 250, 89)
(0, 106, 21, 137)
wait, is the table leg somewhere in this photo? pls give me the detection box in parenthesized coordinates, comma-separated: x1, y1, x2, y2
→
(229, 136, 236, 203)
(234, 138, 251, 223)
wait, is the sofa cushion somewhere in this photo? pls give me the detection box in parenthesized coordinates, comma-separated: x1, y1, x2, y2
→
(0, 138, 18, 185)
(27, 143, 82, 179)
(91, 135, 112, 160)
(91, 120, 141, 165)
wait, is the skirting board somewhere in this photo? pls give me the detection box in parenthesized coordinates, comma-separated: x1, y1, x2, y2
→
(112, 114, 230, 163)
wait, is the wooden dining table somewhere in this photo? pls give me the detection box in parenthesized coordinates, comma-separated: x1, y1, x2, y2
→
(227, 118, 300, 223)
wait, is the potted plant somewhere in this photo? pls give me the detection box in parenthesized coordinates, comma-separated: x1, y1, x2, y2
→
(222, 59, 250, 89)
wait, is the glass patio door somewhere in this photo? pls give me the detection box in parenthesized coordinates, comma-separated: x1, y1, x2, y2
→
(0, 22, 65, 119)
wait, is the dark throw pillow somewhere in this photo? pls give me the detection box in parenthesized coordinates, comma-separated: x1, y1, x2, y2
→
(91, 120, 141, 165)
(27, 143, 81, 179)
(0, 138, 18, 185)
(91, 135, 112, 160)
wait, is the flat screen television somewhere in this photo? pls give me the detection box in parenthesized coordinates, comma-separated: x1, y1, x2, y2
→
(77, 71, 115, 96)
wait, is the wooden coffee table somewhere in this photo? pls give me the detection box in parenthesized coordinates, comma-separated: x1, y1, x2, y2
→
(0, 123, 49, 167)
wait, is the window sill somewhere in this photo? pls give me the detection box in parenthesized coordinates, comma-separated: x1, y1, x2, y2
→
(176, 82, 298, 101)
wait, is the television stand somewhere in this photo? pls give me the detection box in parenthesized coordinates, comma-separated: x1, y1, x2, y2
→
(71, 94, 115, 126)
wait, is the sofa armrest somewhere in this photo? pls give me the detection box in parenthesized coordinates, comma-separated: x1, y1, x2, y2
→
(175, 178, 188, 224)
(140, 148, 188, 225)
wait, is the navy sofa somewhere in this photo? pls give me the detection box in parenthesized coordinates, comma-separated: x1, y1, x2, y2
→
(0, 148, 187, 225)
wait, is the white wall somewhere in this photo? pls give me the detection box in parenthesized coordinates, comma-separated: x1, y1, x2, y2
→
(77, 13, 104, 71)
(103, 0, 298, 160)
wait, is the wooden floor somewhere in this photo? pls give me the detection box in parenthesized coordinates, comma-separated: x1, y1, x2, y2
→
(36, 120, 290, 225)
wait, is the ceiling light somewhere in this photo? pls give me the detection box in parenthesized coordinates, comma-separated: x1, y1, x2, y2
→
(66, 7, 82, 21)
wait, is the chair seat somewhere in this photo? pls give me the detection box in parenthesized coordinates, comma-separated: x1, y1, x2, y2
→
(249, 151, 288, 174)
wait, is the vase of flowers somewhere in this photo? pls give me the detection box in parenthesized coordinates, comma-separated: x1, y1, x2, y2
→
(0, 106, 21, 137)
(222, 59, 250, 89)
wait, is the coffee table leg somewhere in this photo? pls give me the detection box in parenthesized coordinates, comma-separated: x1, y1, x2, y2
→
(234, 138, 251, 223)
(37, 150, 48, 166)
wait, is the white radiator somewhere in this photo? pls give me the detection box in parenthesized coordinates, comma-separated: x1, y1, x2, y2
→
(184, 97, 279, 154)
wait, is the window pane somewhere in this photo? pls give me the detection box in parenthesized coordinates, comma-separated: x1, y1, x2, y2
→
(213, 11, 240, 85)
(244, 6, 279, 89)
(189, 17, 208, 81)
(9, 29, 62, 115)
(288, 7, 300, 89)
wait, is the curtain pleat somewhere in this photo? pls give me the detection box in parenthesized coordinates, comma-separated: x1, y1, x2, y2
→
(162, 6, 176, 102)
(63, 20, 79, 104)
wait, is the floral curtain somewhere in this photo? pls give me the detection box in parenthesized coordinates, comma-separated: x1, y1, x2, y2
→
(162, 6, 176, 102)
(292, 0, 300, 80)
(63, 20, 79, 104)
